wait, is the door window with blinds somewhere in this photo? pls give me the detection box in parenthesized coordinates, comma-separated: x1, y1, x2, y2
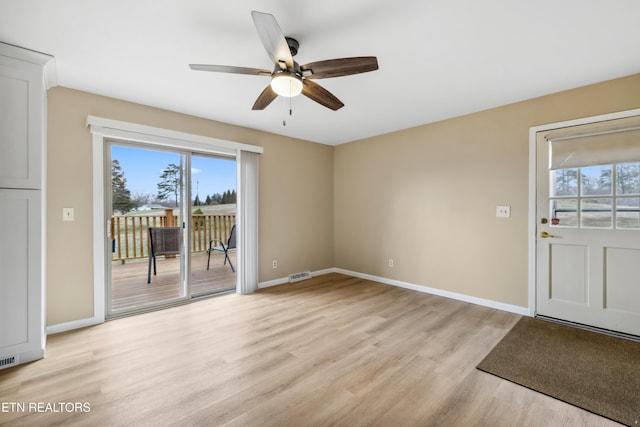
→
(548, 119, 640, 230)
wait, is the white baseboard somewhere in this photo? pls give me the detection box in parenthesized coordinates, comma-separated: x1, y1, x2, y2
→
(308, 268, 336, 278)
(258, 268, 335, 289)
(333, 268, 530, 316)
(50, 268, 528, 334)
(258, 267, 529, 316)
(258, 277, 289, 289)
(47, 315, 102, 335)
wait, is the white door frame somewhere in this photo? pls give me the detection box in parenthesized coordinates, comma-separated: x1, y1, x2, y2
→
(528, 108, 640, 317)
(87, 116, 263, 326)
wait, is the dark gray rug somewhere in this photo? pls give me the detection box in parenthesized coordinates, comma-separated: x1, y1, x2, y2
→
(477, 316, 640, 426)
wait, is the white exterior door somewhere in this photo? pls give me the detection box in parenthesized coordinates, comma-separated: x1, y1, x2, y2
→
(535, 116, 640, 337)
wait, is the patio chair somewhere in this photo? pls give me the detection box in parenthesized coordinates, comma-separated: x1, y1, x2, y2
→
(147, 227, 181, 283)
(207, 225, 236, 272)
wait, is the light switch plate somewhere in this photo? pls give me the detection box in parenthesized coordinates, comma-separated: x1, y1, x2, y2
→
(63, 207, 75, 221)
(496, 205, 511, 218)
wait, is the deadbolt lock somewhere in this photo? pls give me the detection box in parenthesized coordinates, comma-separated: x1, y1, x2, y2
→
(540, 218, 548, 224)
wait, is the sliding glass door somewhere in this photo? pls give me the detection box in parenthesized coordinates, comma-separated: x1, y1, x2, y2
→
(190, 154, 237, 297)
(106, 142, 237, 318)
(107, 143, 188, 316)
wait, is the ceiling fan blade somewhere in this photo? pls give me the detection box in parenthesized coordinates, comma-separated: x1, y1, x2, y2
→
(252, 85, 278, 110)
(301, 57, 379, 79)
(251, 11, 294, 70)
(189, 64, 271, 76)
(302, 80, 344, 111)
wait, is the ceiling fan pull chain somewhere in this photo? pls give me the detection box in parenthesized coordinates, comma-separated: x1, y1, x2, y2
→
(282, 97, 287, 126)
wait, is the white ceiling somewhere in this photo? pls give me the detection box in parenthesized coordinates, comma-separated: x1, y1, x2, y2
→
(1, 1, 639, 145)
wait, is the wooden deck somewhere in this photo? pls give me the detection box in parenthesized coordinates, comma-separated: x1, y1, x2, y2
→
(111, 251, 236, 312)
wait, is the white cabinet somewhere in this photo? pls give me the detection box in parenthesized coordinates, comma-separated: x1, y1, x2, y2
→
(0, 189, 43, 366)
(0, 42, 53, 369)
(0, 49, 46, 189)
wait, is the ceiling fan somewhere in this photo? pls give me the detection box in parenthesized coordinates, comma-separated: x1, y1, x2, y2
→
(189, 11, 379, 111)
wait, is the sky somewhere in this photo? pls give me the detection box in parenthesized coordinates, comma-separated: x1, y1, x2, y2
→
(112, 145, 236, 201)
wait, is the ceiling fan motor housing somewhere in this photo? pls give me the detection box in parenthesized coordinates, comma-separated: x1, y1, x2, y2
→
(285, 37, 299, 56)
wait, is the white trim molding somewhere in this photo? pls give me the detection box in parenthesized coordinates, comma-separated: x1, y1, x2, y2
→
(47, 316, 102, 335)
(258, 277, 289, 289)
(87, 116, 263, 155)
(258, 268, 336, 289)
(528, 108, 640, 318)
(259, 268, 529, 316)
(334, 269, 529, 316)
(0, 42, 58, 89)
(90, 130, 106, 325)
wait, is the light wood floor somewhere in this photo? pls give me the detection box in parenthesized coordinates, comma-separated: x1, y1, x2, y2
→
(0, 273, 618, 426)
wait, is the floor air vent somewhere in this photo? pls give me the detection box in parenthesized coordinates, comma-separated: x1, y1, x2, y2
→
(0, 355, 18, 369)
(288, 271, 312, 283)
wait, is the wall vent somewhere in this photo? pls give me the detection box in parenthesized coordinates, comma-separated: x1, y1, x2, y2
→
(0, 355, 18, 370)
(288, 271, 312, 283)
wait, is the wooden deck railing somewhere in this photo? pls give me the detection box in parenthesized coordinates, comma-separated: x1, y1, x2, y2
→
(111, 213, 236, 262)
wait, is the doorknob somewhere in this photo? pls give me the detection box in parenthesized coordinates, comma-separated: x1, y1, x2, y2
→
(540, 231, 558, 238)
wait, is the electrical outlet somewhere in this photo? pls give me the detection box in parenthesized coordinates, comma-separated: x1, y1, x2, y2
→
(62, 207, 75, 221)
(272, 260, 278, 269)
(496, 205, 511, 218)
(388, 258, 394, 267)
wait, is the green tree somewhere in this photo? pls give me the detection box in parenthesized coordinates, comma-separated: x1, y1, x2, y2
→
(594, 167, 612, 195)
(554, 169, 578, 196)
(205, 195, 212, 205)
(617, 163, 640, 195)
(219, 189, 237, 204)
(131, 191, 152, 210)
(210, 193, 222, 204)
(157, 163, 181, 207)
(112, 159, 133, 213)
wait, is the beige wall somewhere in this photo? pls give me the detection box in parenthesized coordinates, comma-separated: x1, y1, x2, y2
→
(47, 74, 640, 326)
(334, 74, 640, 308)
(46, 87, 334, 325)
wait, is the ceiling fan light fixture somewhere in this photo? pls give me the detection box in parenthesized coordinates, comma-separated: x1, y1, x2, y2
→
(271, 72, 303, 97)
